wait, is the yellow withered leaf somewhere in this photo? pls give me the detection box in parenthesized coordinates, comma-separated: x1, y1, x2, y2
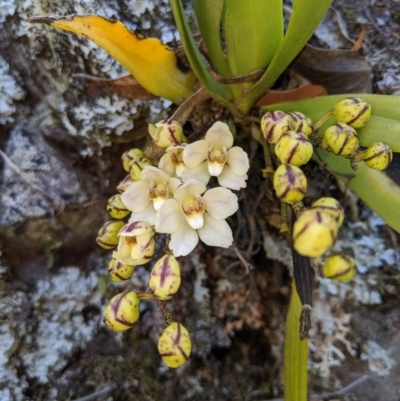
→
(31, 15, 196, 104)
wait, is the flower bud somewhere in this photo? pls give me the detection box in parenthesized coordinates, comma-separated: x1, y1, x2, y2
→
(107, 194, 130, 219)
(363, 142, 393, 170)
(323, 123, 359, 156)
(96, 220, 125, 249)
(121, 148, 145, 172)
(149, 255, 181, 300)
(288, 112, 313, 136)
(310, 197, 345, 227)
(275, 131, 313, 166)
(293, 209, 339, 257)
(108, 257, 135, 282)
(103, 291, 140, 331)
(129, 158, 153, 181)
(158, 322, 192, 368)
(323, 254, 357, 282)
(117, 175, 134, 193)
(148, 119, 186, 148)
(273, 164, 307, 205)
(113, 221, 155, 266)
(333, 97, 371, 128)
(261, 111, 291, 144)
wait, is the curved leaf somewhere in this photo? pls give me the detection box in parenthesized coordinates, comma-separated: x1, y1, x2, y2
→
(194, 0, 232, 78)
(222, 0, 283, 76)
(247, 0, 333, 103)
(30, 15, 196, 104)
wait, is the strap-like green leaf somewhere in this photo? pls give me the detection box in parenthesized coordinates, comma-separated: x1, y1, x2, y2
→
(222, 0, 283, 76)
(247, 0, 333, 102)
(284, 279, 308, 401)
(170, 0, 233, 103)
(194, 0, 233, 78)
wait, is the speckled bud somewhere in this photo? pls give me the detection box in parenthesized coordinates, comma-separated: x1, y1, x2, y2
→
(121, 148, 145, 172)
(107, 194, 130, 219)
(275, 131, 313, 166)
(148, 119, 186, 148)
(287, 112, 313, 136)
(323, 123, 359, 156)
(129, 158, 153, 181)
(149, 255, 181, 300)
(261, 111, 291, 144)
(273, 164, 307, 205)
(108, 257, 135, 282)
(310, 197, 345, 227)
(333, 97, 371, 128)
(103, 291, 140, 331)
(363, 142, 393, 170)
(117, 175, 134, 193)
(293, 209, 338, 257)
(96, 220, 125, 249)
(158, 322, 192, 368)
(323, 254, 357, 282)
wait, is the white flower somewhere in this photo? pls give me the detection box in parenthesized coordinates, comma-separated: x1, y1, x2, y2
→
(158, 144, 187, 178)
(182, 121, 249, 190)
(113, 221, 155, 266)
(121, 166, 181, 225)
(155, 179, 238, 256)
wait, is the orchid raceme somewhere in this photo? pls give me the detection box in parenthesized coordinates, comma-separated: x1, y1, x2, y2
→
(155, 179, 239, 257)
(113, 221, 155, 266)
(159, 144, 187, 178)
(182, 122, 250, 190)
(121, 166, 181, 225)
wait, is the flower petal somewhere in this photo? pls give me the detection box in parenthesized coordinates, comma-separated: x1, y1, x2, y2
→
(217, 166, 248, 190)
(168, 177, 182, 195)
(158, 153, 175, 176)
(174, 179, 206, 201)
(182, 140, 208, 168)
(181, 161, 210, 185)
(141, 166, 170, 184)
(228, 146, 250, 176)
(198, 213, 233, 248)
(121, 181, 151, 212)
(205, 122, 233, 149)
(155, 199, 183, 234)
(169, 219, 199, 256)
(203, 187, 238, 220)
(128, 203, 157, 225)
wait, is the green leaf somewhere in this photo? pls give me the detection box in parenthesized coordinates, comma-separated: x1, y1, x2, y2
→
(315, 149, 400, 233)
(30, 15, 196, 104)
(169, 0, 233, 104)
(194, 0, 233, 78)
(222, 0, 283, 76)
(247, 0, 333, 103)
(284, 279, 308, 401)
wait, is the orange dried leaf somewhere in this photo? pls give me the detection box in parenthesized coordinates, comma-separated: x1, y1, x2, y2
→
(31, 15, 196, 104)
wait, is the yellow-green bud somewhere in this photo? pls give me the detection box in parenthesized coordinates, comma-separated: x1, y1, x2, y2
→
(129, 158, 153, 181)
(323, 123, 359, 156)
(287, 112, 313, 136)
(103, 291, 140, 331)
(275, 131, 313, 166)
(293, 209, 339, 257)
(148, 119, 186, 148)
(310, 197, 345, 227)
(363, 142, 393, 170)
(158, 322, 192, 368)
(121, 148, 145, 172)
(107, 194, 130, 219)
(117, 175, 134, 193)
(96, 220, 125, 249)
(149, 255, 181, 300)
(323, 254, 357, 282)
(261, 111, 291, 144)
(273, 164, 307, 205)
(108, 257, 135, 282)
(333, 97, 371, 128)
